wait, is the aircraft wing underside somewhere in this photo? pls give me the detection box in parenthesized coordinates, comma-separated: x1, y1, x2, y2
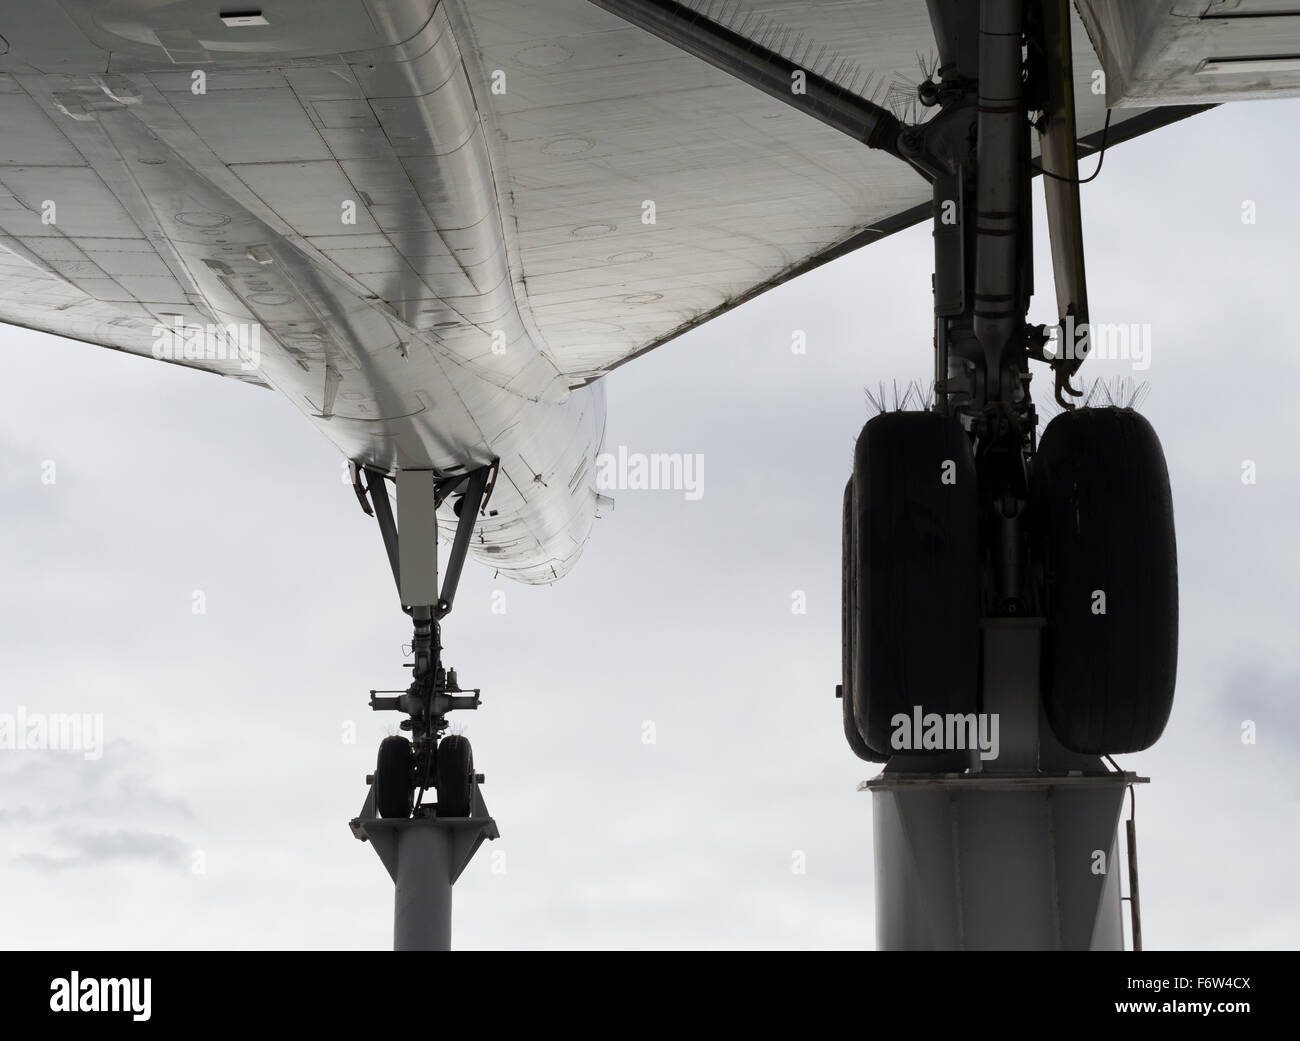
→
(0, 0, 1207, 394)
(0, 233, 265, 386)
(442, 0, 1201, 381)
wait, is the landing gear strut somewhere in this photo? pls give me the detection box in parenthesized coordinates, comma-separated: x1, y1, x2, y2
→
(367, 612, 482, 823)
(847, 0, 1176, 949)
(585, 0, 1175, 950)
(347, 461, 500, 950)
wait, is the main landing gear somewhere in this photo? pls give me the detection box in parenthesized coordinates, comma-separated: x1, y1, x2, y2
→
(839, 0, 1178, 764)
(838, 0, 1178, 949)
(580, 0, 1176, 950)
(347, 461, 500, 950)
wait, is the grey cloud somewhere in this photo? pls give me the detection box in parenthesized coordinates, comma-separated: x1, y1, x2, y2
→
(15, 828, 190, 871)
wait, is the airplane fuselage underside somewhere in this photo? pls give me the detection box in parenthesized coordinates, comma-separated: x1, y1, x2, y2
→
(0, 1, 605, 585)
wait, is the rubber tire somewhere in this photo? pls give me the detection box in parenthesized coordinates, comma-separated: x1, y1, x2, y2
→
(375, 735, 413, 819)
(436, 735, 474, 818)
(1035, 407, 1178, 754)
(852, 411, 980, 756)
(842, 478, 885, 761)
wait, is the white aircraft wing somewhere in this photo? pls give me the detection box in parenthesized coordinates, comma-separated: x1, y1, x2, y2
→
(0, 0, 1205, 393)
(442, 0, 1204, 383)
(0, 231, 265, 385)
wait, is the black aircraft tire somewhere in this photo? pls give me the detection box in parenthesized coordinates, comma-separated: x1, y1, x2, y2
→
(1035, 407, 1178, 754)
(852, 411, 980, 757)
(436, 735, 474, 818)
(375, 735, 414, 819)
(842, 478, 885, 762)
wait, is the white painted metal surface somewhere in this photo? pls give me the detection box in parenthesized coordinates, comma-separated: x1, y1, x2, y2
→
(1076, 0, 1300, 106)
(0, 1, 1199, 585)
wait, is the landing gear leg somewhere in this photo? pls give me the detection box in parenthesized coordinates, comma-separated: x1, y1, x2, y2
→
(347, 462, 500, 951)
(855, 0, 1170, 949)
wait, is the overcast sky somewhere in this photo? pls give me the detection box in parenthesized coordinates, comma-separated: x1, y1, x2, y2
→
(1, 98, 1298, 950)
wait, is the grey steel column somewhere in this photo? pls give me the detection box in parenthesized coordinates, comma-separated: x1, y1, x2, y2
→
(864, 618, 1142, 950)
(350, 784, 498, 951)
(393, 824, 454, 951)
(868, 773, 1132, 949)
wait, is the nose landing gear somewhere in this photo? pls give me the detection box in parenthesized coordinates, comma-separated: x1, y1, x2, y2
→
(346, 462, 500, 950)
(369, 616, 484, 821)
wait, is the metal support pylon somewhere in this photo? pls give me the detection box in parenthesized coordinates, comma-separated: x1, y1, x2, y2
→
(350, 784, 499, 951)
(864, 619, 1146, 950)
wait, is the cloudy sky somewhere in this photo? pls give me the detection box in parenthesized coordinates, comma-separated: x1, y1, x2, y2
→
(1, 98, 1297, 950)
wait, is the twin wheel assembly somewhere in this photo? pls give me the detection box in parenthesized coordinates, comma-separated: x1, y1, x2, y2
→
(840, 405, 1178, 763)
(374, 732, 476, 820)
(366, 628, 485, 822)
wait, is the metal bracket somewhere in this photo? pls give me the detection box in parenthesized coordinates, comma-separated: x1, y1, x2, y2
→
(435, 465, 491, 620)
(349, 460, 373, 517)
(353, 460, 497, 619)
(359, 465, 401, 594)
(350, 781, 499, 884)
